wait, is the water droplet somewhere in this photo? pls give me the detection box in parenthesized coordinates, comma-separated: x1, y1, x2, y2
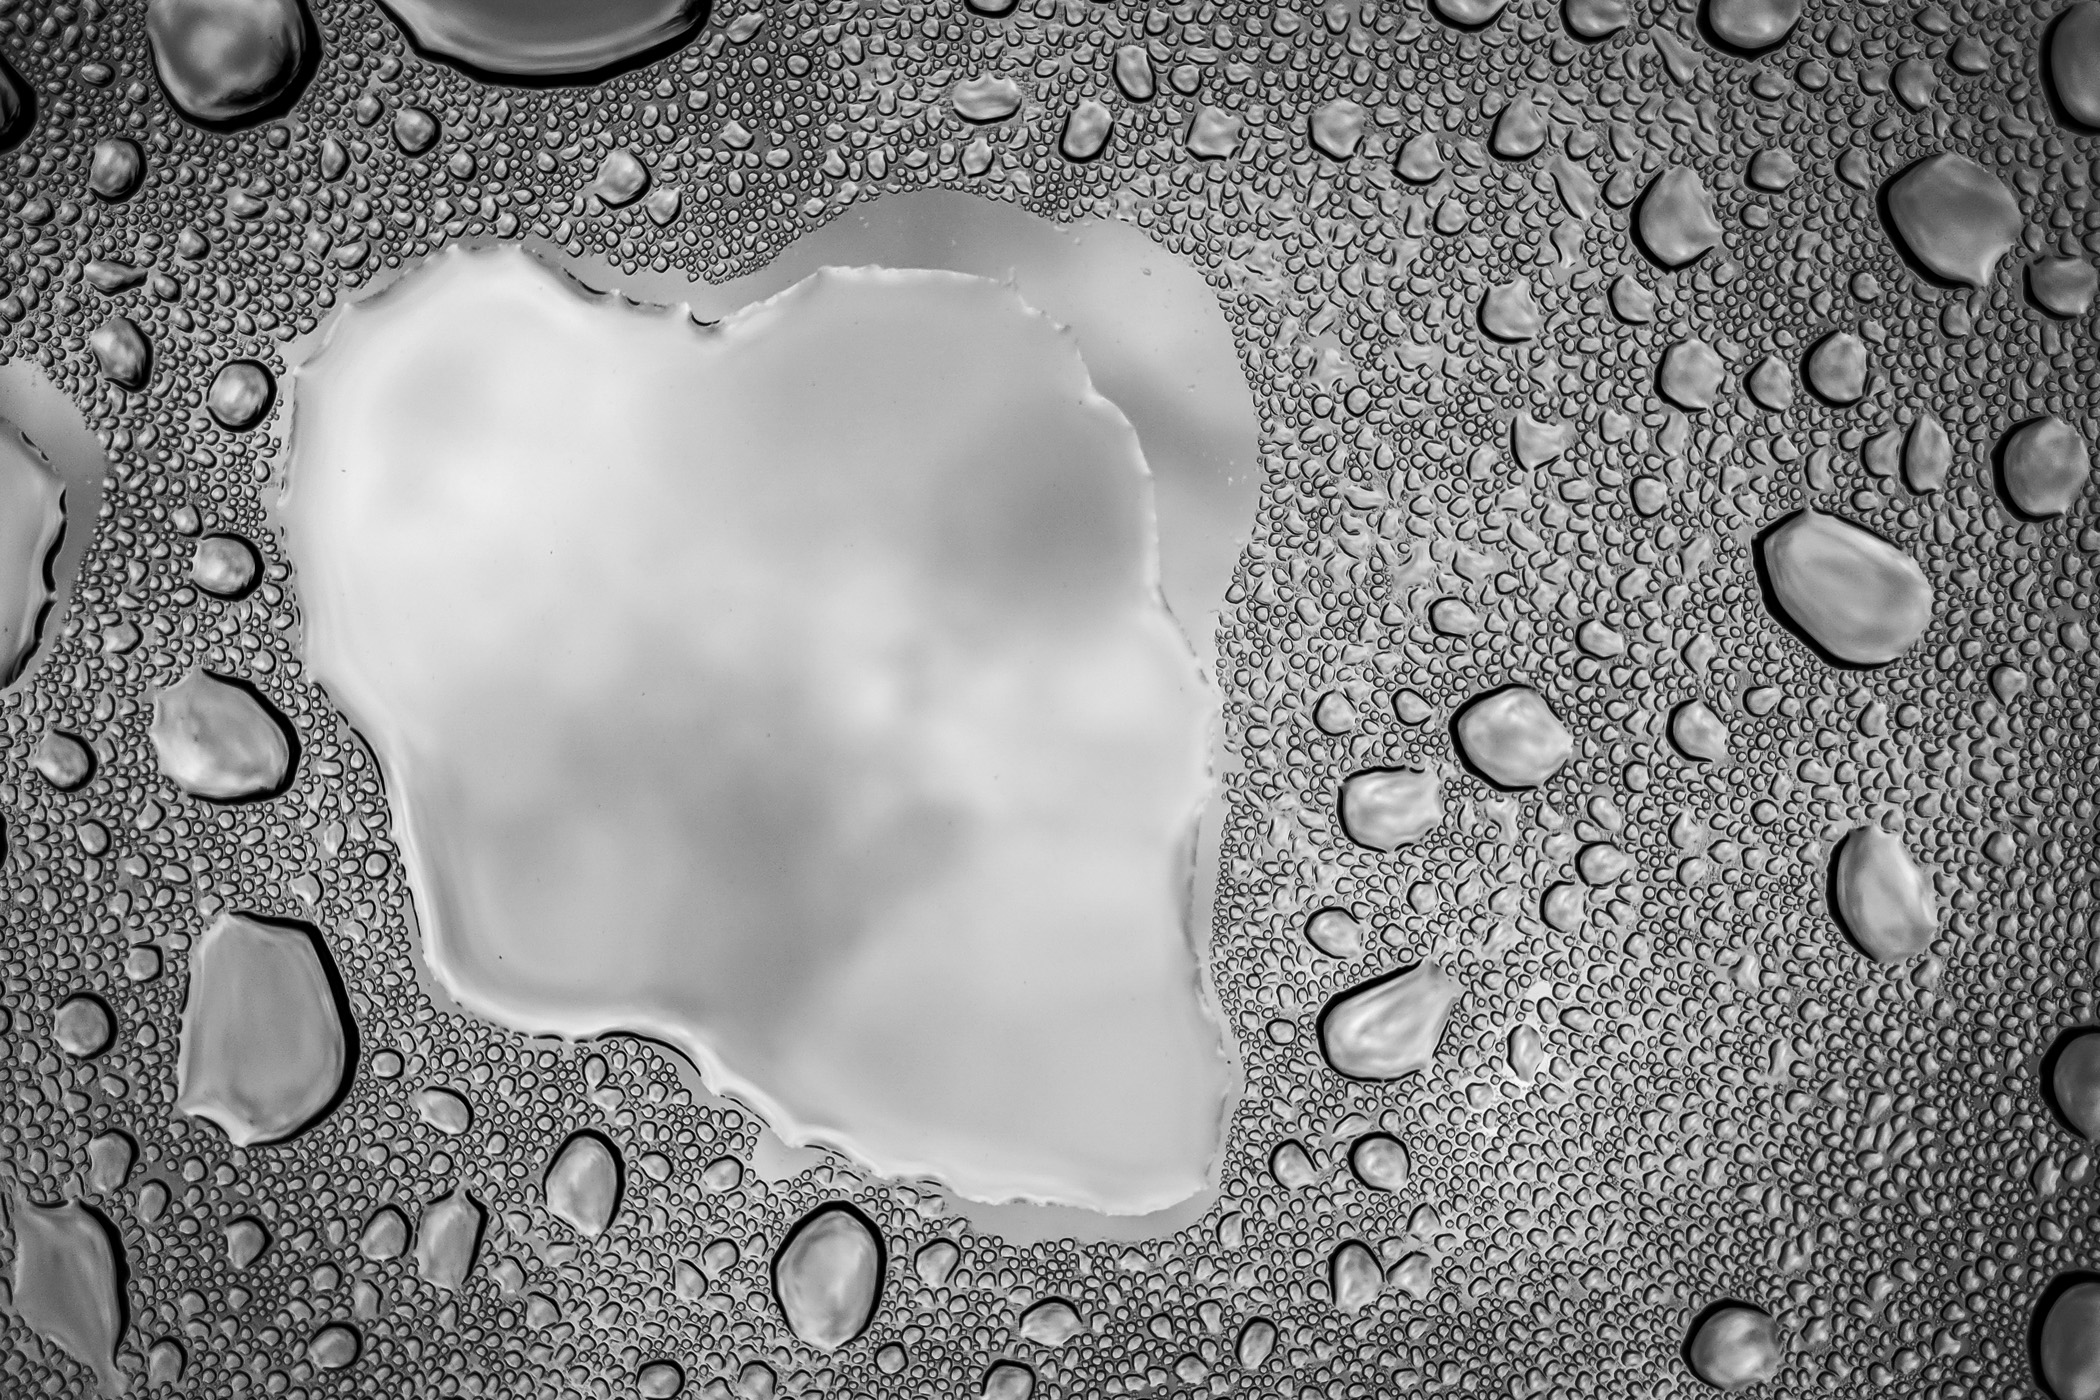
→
(1757, 509, 1933, 666)
(637, 1360, 686, 1398)
(176, 911, 351, 1146)
(415, 1187, 487, 1291)
(982, 1360, 1036, 1400)
(375, 0, 705, 81)
(87, 139, 144, 202)
(1804, 331, 1867, 405)
(1453, 686, 1573, 790)
(358, 1206, 408, 1261)
(1433, 0, 1507, 26)
(1659, 337, 1726, 411)
(206, 361, 276, 431)
(1395, 132, 1443, 183)
(53, 994, 113, 1059)
(1904, 413, 1952, 493)
(1329, 1239, 1382, 1312)
(1338, 767, 1445, 850)
(149, 669, 294, 801)
(307, 1322, 360, 1370)
(31, 729, 93, 790)
(225, 1215, 270, 1268)
(1347, 1132, 1409, 1190)
(1684, 1302, 1781, 1391)
(9, 1196, 125, 1394)
(1318, 961, 1462, 1081)
(1489, 95, 1546, 160)
(1312, 691, 1357, 735)
(544, 1131, 622, 1237)
(1235, 1317, 1277, 1369)
(145, 0, 312, 127)
(392, 105, 439, 154)
(1059, 100, 1112, 162)
(1578, 842, 1634, 885)
(85, 1132, 134, 1196)
(191, 533, 261, 600)
(2050, 1032, 2100, 1137)
(1746, 149, 1798, 191)
(0, 424, 62, 688)
(2031, 255, 2098, 316)
(953, 76, 1023, 123)
(1017, 1297, 1082, 1346)
(1703, 0, 1800, 52)
(1309, 99, 1364, 160)
(1480, 279, 1540, 342)
(2051, 2, 2100, 128)
(1305, 907, 1363, 958)
(772, 1203, 884, 1351)
(1830, 826, 1936, 964)
(413, 1086, 471, 1134)
(1883, 153, 2023, 288)
(1563, 0, 1627, 39)
(1999, 415, 2091, 519)
(1112, 45, 1154, 101)
(1668, 699, 1730, 764)
(0, 51, 31, 152)
(2038, 1278, 2100, 1400)
(89, 316, 151, 390)
(1187, 106, 1243, 159)
(1636, 168, 1723, 269)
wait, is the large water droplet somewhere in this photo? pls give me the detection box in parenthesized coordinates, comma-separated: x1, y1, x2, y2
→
(1329, 1240, 1382, 1312)
(375, 0, 705, 81)
(2051, 2, 2100, 129)
(2038, 1278, 2100, 1400)
(0, 50, 32, 152)
(1756, 510, 1933, 666)
(1999, 415, 2091, 519)
(1703, 0, 1800, 52)
(544, 1131, 623, 1237)
(1453, 686, 1573, 790)
(1318, 961, 1462, 1081)
(175, 911, 350, 1146)
(149, 669, 294, 801)
(145, 0, 312, 127)
(1338, 767, 1445, 850)
(1830, 826, 1936, 964)
(1636, 168, 1723, 268)
(1883, 153, 2023, 288)
(771, 1203, 884, 1352)
(0, 422, 63, 688)
(9, 1196, 126, 1395)
(414, 1188, 486, 1291)
(1684, 1302, 1781, 1391)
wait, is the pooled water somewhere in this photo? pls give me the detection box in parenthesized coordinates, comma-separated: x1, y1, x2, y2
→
(281, 247, 1231, 1214)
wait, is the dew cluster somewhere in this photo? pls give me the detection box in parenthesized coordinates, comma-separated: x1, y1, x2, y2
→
(0, 0, 2096, 1395)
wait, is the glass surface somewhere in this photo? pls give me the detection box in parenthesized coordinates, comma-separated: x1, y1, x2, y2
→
(0, 0, 2096, 1395)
